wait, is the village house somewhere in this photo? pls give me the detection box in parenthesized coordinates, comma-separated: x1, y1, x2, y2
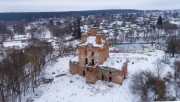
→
(69, 27, 128, 85)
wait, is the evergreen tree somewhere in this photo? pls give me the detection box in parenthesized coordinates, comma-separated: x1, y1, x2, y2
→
(49, 19, 54, 25)
(73, 18, 81, 39)
(72, 22, 77, 37)
(157, 16, 163, 26)
(77, 18, 81, 39)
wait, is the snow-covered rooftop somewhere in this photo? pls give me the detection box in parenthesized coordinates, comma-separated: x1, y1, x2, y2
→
(114, 44, 144, 51)
(99, 57, 127, 71)
(70, 56, 78, 62)
(103, 30, 108, 34)
(3, 41, 27, 48)
(80, 36, 104, 47)
(170, 20, 180, 26)
(13, 34, 29, 40)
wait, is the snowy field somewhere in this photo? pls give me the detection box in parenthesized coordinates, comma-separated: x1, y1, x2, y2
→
(23, 50, 176, 102)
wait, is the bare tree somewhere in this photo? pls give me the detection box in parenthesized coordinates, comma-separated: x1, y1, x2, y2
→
(130, 70, 153, 102)
(173, 61, 180, 98)
(167, 36, 180, 57)
(25, 38, 53, 91)
(0, 38, 55, 101)
(0, 61, 7, 102)
(0, 49, 26, 102)
(130, 70, 169, 101)
(0, 22, 13, 42)
(28, 26, 38, 38)
(154, 58, 165, 79)
(13, 21, 25, 34)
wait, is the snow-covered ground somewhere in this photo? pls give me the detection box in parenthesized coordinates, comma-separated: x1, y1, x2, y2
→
(23, 50, 176, 102)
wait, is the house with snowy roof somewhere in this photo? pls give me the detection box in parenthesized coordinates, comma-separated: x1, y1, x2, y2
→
(69, 27, 128, 85)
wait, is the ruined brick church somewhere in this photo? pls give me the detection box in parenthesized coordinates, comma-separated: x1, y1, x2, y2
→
(69, 27, 127, 85)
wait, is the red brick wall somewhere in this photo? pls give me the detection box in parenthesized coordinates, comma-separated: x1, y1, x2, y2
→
(81, 34, 88, 44)
(89, 27, 97, 36)
(96, 35, 102, 44)
(85, 66, 98, 84)
(97, 62, 128, 85)
(78, 45, 109, 69)
(69, 61, 78, 75)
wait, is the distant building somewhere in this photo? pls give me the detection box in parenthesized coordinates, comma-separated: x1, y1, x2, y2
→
(110, 44, 144, 53)
(155, 43, 167, 51)
(69, 27, 128, 85)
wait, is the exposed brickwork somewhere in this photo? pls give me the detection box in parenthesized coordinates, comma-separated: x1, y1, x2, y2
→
(69, 61, 78, 75)
(96, 35, 102, 44)
(81, 34, 88, 44)
(88, 27, 97, 36)
(85, 65, 98, 84)
(69, 27, 128, 85)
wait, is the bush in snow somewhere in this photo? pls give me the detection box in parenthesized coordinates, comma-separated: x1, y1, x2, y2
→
(130, 70, 172, 101)
(42, 75, 54, 84)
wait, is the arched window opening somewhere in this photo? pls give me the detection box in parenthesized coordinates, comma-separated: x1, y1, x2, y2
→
(109, 77, 112, 82)
(85, 58, 88, 65)
(102, 75, 104, 81)
(92, 51, 94, 56)
(92, 59, 94, 66)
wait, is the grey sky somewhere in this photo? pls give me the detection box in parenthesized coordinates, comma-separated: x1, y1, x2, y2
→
(0, 0, 180, 12)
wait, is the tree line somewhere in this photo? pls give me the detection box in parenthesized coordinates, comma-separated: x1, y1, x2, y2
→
(0, 9, 143, 21)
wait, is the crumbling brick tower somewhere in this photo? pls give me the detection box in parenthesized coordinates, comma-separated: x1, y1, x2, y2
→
(78, 27, 109, 83)
(70, 27, 109, 83)
(69, 27, 127, 84)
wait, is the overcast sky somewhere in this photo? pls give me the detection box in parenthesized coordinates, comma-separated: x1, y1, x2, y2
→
(0, 0, 180, 12)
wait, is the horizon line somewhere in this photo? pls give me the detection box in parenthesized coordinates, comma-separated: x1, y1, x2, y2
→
(0, 8, 179, 13)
